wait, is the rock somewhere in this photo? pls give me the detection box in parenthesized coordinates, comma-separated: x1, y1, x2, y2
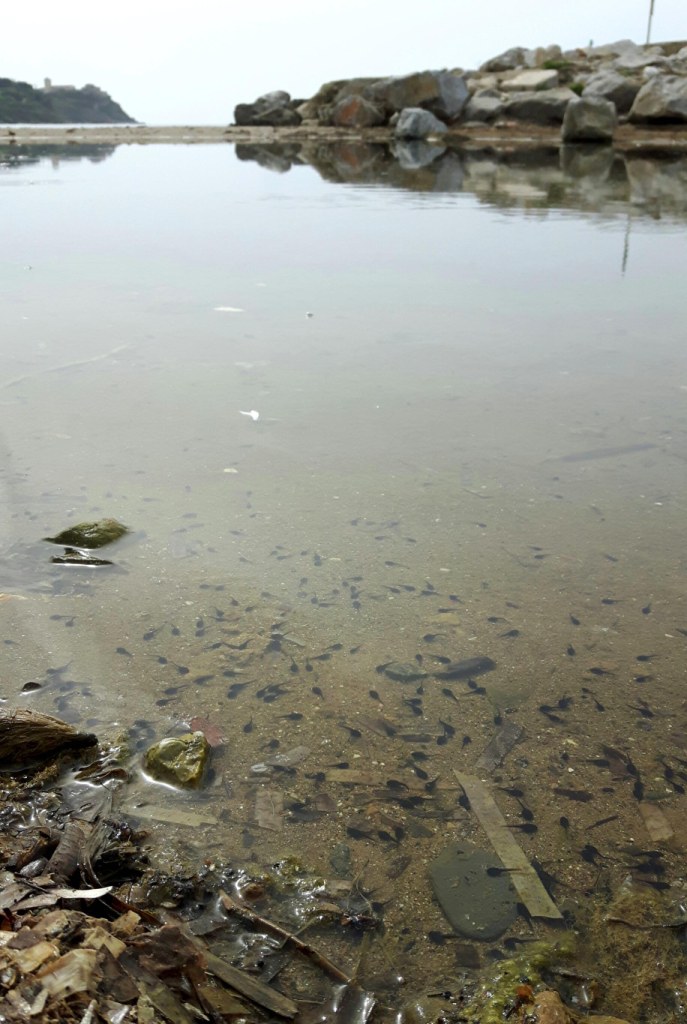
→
(233, 91, 302, 127)
(331, 95, 386, 128)
(613, 46, 668, 72)
(429, 841, 518, 940)
(463, 91, 505, 122)
(480, 46, 530, 73)
(560, 143, 615, 181)
(629, 75, 687, 123)
(562, 96, 617, 142)
(532, 991, 575, 1024)
(144, 733, 210, 788)
(582, 68, 641, 114)
(368, 70, 468, 121)
(382, 661, 428, 682)
(503, 87, 576, 124)
(530, 44, 563, 67)
(394, 107, 447, 139)
(501, 69, 559, 92)
(44, 518, 129, 549)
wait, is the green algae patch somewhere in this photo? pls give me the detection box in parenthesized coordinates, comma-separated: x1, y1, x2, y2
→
(44, 518, 130, 549)
(144, 732, 210, 788)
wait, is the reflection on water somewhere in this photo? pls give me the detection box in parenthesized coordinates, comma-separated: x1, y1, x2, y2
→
(1, 141, 686, 1020)
(237, 139, 687, 223)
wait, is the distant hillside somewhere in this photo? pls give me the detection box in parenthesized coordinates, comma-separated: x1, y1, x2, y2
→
(0, 78, 135, 123)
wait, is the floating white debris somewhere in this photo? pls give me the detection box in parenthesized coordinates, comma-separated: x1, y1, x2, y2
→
(239, 410, 260, 421)
(223, 467, 239, 474)
(214, 306, 244, 313)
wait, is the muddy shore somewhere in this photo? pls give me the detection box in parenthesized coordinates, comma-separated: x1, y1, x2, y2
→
(1, 122, 687, 153)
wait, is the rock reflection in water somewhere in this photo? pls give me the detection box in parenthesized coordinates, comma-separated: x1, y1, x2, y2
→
(235, 139, 687, 221)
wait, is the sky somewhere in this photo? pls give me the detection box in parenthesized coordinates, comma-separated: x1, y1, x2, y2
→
(3, 0, 685, 124)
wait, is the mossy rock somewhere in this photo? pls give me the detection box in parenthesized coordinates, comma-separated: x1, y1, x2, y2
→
(144, 733, 210, 788)
(44, 518, 129, 549)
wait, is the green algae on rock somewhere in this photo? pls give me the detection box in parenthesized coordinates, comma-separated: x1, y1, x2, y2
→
(44, 518, 129, 549)
(144, 732, 210, 788)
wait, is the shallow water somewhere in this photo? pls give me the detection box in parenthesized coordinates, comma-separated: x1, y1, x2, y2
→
(1, 140, 687, 1018)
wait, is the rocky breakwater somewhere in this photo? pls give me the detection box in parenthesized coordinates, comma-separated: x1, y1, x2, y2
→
(233, 38, 687, 143)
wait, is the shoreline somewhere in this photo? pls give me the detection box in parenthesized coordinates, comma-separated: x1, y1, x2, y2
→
(2, 121, 687, 153)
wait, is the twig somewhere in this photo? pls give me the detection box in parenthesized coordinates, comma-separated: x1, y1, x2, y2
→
(219, 890, 351, 983)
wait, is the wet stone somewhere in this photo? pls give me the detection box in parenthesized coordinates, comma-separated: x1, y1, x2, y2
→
(329, 842, 352, 877)
(144, 732, 210, 788)
(429, 840, 518, 940)
(44, 518, 129, 549)
(383, 662, 428, 683)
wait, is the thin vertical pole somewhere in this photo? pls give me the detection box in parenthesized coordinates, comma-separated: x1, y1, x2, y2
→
(646, 0, 656, 44)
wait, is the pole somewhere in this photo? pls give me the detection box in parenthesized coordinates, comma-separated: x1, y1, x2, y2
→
(646, 0, 656, 44)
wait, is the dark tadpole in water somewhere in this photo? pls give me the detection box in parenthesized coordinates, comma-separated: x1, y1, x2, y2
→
(642, 602, 652, 615)
(116, 647, 132, 657)
(570, 614, 580, 626)
(281, 712, 304, 722)
(499, 629, 520, 639)
(311, 686, 324, 699)
(369, 690, 381, 702)
(462, 735, 471, 748)
(636, 653, 656, 662)
(243, 719, 253, 734)
(508, 823, 538, 835)
(441, 688, 460, 704)
(567, 645, 576, 657)
(226, 682, 250, 699)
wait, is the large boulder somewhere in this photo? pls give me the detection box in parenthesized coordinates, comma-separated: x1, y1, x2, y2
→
(463, 91, 505, 122)
(562, 96, 617, 142)
(629, 75, 687, 123)
(480, 46, 530, 73)
(331, 94, 386, 128)
(301, 77, 383, 124)
(394, 107, 448, 139)
(501, 69, 559, 92)
(582, 68, 641, 114)
(503, 87, 576, 124)
(234, 90, 302, 127)
(367, 70, 468, 121)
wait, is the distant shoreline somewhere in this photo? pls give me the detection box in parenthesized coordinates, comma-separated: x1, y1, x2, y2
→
(1, 122, 687, 152)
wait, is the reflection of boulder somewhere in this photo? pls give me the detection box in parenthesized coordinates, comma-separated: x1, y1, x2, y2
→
(503, 88, 576, 124)
(626, 156, 687, 216)
(629, 75, 687, 123)
(562, 96, 616, 142)
(393, 139, 446, 170)
(560, 144, 616, 181)
(234, 142, 303, 173)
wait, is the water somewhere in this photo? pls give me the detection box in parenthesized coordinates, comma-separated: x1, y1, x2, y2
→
(1, 140, 687, 1018)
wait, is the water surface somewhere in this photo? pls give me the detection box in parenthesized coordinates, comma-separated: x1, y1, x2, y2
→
(1, 140, 686, 1018)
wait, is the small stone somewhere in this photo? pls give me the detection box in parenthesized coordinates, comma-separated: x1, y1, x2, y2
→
(382, 662, 428, 682)
(144, 732, 210, 788)
(44, 518, 129, 549)
(429, 841, 518, 940)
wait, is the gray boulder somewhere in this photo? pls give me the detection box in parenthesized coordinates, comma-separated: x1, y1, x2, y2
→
(463, 91, 505, 122)
(562, 96, 617, 142)
(368, 70, 468, 121)
(480, 46, 530, 72)
(503, 88, 576, 124)
(629, 75, 687, 123)
(582, 69, 641, 114)
(394, 107, 448, 139)
(234, 90, 302, 127)
(331, 94, 386, 128)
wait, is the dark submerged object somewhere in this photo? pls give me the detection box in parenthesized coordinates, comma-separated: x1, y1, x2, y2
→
(0, 707, 97, 766)
(432, 656, 496, 680)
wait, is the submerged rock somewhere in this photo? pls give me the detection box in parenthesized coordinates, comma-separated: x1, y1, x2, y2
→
(44, 517, 129, 549)
(382, 662, 428, 682)
(144, 732, 210, 788)
(429, 840, 518, 940)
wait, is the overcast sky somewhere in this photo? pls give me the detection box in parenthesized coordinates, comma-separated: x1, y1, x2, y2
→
(4, 1, 685, 124)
